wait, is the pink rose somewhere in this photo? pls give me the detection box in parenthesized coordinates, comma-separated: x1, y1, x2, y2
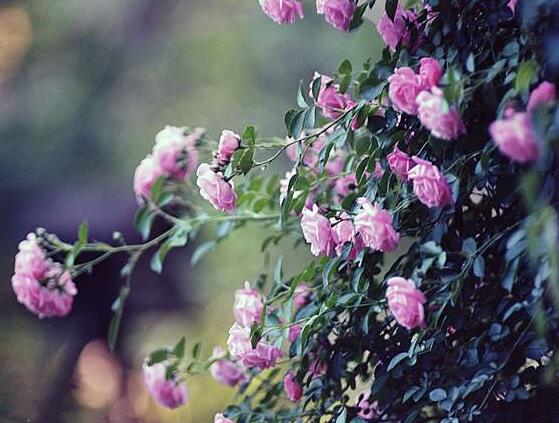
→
(210, 347, 248, 387)
(318, 0, 356, 32)
(214, 414, 234, 423)
(316, 83, 352, 120)
(286, 136, 326, 168)
(354, 199, 399, 252)
(376, 6, 416, 51)
(288, 324, 302, 342)
(301, 205, 334, 256)
(527, 81, 556, 112)
(133, 155, 165, 203)
(489, 112, 539, 163)
(334, 174, 357, 196)
(388, 67, 424, 115)
(284, 370, 303, 402)
(259, 0, 304, 24)
(294, 284, 313, 309)
(508, 0, 517, 12)
(196, 163, 237, 213)
(216, 130, 241, 166)
(331, 215, 365, 260)
(356, 391, 380, 420)
(374, 161, 384, 179)
(416, 88, 466, 141)
(326, 152, 346, 175)
(152, 125, 199, 180)
(385, 277, 426, 329)
(15, 233, 49, 279)
(227, 323, 283, 369)
(387, 145, 413, 181)
(234, 281, 265, 328)
(419, 58, 443, 89)
(142, 362, 189, 409)
(408, 157, 453, 208)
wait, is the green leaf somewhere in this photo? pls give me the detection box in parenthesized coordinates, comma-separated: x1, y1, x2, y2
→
(466, 53, 475, 73)
(191, 240, 217, 266)
(335, 408, 347, 423)
(515, 61, 537, 94)
(150, 175, 165, 204)
(311, 75, 322, 100)
(242, 125, 257, 146)
(134, 204, 155, 240)
(322, 258, 339, 287)
(174, 337, 186, 358)
(147, 348, 171, 366)
(429, 388, 447, 402)
(297, 80, 309, 108)
(192, 341, 202, 360)
(338, 59, 352, 75)
(387, 352, 409, 371)
(288, 109, 306, 138)
(238, 148, 254, 175)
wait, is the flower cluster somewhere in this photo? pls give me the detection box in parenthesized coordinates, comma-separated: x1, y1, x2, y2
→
(142, 361, 189, 409)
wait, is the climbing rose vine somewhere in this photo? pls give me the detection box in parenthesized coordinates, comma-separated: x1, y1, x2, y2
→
(10, 0, 559, 421)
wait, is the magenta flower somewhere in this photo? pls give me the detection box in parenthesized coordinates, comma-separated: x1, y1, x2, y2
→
(288, 324, 302, 342)
(284, 370, 303, 402)
(354, 199, 399, 252)
(419, 57, 443, 89)
(388, 67, 424, 115)
(227, 323, 283, 370)
(233, 281, 265, 328)
(408, 157, 453, 208)
(133, 155, 165, 203)
(316, 82, 353, 120)
(301, 205, 334, 256)
(356, 391, 380, 420)
(142, 361, 189, 409)
(259, 0, 304, 24)
(387, 145, 413, 181)
(385, 277, 426, 329)
(215, 130, 241, 166)
(209, 347, 248, 387)
(489, 112, 539, 163)
(318, 0, 356, 32)
(527, 81, 556, 112)
(196, 163, 237, 213)
(416, 88, 466, 141)
(331, 215, 365, 260)
(376, 6, 416, 51)
(334, 174, 357, 196)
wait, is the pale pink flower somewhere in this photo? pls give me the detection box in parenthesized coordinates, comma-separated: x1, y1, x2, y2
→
(216, 130, 241, 166)
(489, 112, 539, 163)
(259, 0, 304, 24)
(388, 67, 424, 115)
(133, 155, 165, 202)
(196, 163, 237, 213)
(419, 57, 443, 89)
(416, 88, 466, 140)
(284, 370, 303, 402)
(387, 145, 413, 181)
(376, 6, 416, 51)
(334, 174, 357, 196)
(316, 83, 353, 120)
(354, 199, 399, 252)
(301, 205, 334, 256)
(15, 233, 49, 279)
(356, 391, 380, 420)
(527, 81, 556, 112)
(210, 347, 248, 387)
(331, 215, 365, 260)
(385, 277, 426, 329)
(152, 125, 199, 180)
(234, 281, 265, 328)
(227, 323, 283, 370)
(326, 153, 346, 176)
(294, 284, 313, 309)
(318, 0, 356, 32)
(142, 362, 189, 409)
(408, 157, 453, 208)
(214, 414, 234, 423)
(288, 324, 302, 342)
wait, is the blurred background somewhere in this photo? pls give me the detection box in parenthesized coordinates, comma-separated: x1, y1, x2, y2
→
(0, 0, 381, 421)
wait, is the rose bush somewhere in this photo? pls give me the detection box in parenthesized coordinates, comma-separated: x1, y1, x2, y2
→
(9, 0, 559, 421)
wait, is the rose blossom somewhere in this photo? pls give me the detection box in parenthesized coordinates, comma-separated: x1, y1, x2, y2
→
(210, 347, 248, 387)
(216, 130, 241, 166)
(419, 57, 443, 89)
(527, 81, 556, 112)
(334, 174, 357, 196)
(331, 215, 365, 260)
(259, 0, 304, 24)
(152, 125, 199, 180)
(376, 6, 416, 51)
(15, 233, 49, 279)
(288, 324, 302, 342)
(300, 205, 334, 256)
(385, 277, 426, 329)
(407, 157, 453, 208)
(416, 88, 466, 141)
(284, 370, 303, 402)
(388, 67, 424, 115)
(318, 0, 356, 32)
(354, 199, 399, 252)
(294, 283, 312, 308)
(316, 82, 353, 120)
(234, 281, 265, 328)
(133, 155, 165, 202)
(387, 145, 413, 181)
(227, 323, 283, 369)
(489, 112, 539, 163)
(196, 163, 237, 213)
(214, 414, 234, 423)
(142, 361, 189, 409)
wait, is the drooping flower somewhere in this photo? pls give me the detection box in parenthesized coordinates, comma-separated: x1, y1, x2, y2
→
(416, 88, 466, 140)
(284, 370, 303, 402)
(318, 0, 356, 32)
(407, 157, 453, 208)
(354, 199, 399, 252)
(233, 281, 265, 328)
(376, 6, 416, 51)
(227, 323, 283, 369)
(385, 277, 426, 329)
(142, 361, 189, 409)
(152, 125, 200, 180)
(419, 57, 443, 89)
(196, 163, 237, 213)
(293, 284, 312, 309)
(133, 155, 165, 202)
(527, 81, 556, 112)
(489, 112, 539, 163)
(214, 414, 234, 423)
(388, 67, 424, 115)
(209, 347, 248, 387)
(300, 205, 334, 256)
(387, 145, 413, 181)
(356, 391, 380, 420)
(12, 233, 77, 318)
(215, 130, 241, 166)
(259, 0, 304, 24)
